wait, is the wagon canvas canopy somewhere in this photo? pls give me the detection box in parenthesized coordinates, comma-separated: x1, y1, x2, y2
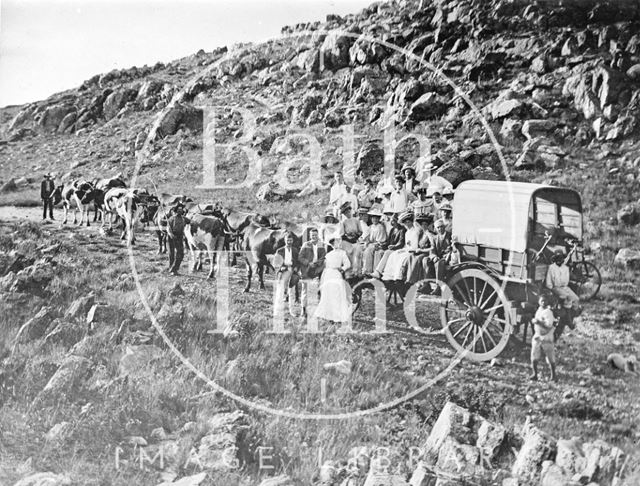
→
(452, 180, 582, 253)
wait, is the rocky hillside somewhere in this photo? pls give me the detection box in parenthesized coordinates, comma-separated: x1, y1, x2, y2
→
(1, 0, 640, 485)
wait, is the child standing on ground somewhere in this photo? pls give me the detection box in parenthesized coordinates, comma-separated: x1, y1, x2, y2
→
(530, 295, 557, 381)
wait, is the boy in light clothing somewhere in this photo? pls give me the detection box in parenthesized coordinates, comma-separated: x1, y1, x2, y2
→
(530, 295, 557, 382)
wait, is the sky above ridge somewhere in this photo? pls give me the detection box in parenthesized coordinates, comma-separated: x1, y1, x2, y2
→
(0, 0, 375, 107)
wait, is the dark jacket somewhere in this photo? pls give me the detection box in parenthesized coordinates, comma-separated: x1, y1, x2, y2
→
(40, 179, 55, 200)
(275, 245, 300, 273)
(385, 226, 406, 251)
(298, 241, 326, 279)
(429, 231, 452, 258)
(167, 213, 187, 237)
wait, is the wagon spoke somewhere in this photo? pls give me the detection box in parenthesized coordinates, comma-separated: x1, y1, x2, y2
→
(453, 282, 472, 306)
(461, 278, 473, 304)
(452, 319, 472, 338)
(482, 327, 498, 348)
(483, 303, 504, 313)
(476, 280, 488, 308)
(478, 288, 498, 310)
(473, 277, 478, 305)
(461, 323, 474, 348)
(478, 328, 489, 353)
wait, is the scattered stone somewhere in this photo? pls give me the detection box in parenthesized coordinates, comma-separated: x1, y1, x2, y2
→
(45, 422, 72, 444)
(65, 294, 96, 320)
(35, 355, 92, 406)
(511, 420, 556, 481)
(156, 472, 207, 486)
(14, 306, 54, 343)
(323, 360, 352, 375)
(617, 204, 639, 226)
(606, 353, 636, 372)
(614, 248, 640, 270)
(257, 476, 294, 486)
(13, 473, 72, 486)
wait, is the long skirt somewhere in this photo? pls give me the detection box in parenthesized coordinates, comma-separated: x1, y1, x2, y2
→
(314, 268, 352, 323)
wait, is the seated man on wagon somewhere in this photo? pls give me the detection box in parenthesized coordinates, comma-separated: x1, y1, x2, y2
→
(545, 249, 581, 339)
(424, 219, 460, 294)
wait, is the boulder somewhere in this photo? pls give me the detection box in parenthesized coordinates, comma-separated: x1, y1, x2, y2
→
(627, 63, 640, 81)
(14, 306, 54, 342)
(363, 472, 409, 486)
(476, 420, 506, 462)
(422, 402, 474, 463)
(189, 411, 249, 472)
(500, 119, 523, 142)
(406, 93, 448, 123)
(349, 35, 387, 65)
(0, 178, 19, 193)
(617, 204, 640, 225)
(13, 473, 72, 486)
(555, 438, 586, 475)
(58, 112, 77, 133)
(295, 49, 320, 72)
(4, 261, 55, 296)
(356, 140, 384, 178)
(614, 248, 640, 269)
(102, 88, 137, 120)
(36, 355, 92, 405)
(156, 103, 203, 139)
(563, 74, 600, 120)
(592, 66, 627, 109)
(256, 181, 287, 201)
(511, 421, 556, 481)
(320, 31, 354, 71)
(65, 294, 96, 320)
(522, 119, 558, 140)
(37, 104, 76, 132)
(485, 98, 526, 121)
(138, 79, 164, 100)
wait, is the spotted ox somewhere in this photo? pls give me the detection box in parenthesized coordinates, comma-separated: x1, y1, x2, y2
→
(51, 180, 97, 226)
(103, 188, 153, 244)
(184, 214, 227, 278)
(92, 176, 127, 222)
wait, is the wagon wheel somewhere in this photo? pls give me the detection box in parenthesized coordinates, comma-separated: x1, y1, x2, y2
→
(440, 268, 514, 361)
(570, 261, 601, 301)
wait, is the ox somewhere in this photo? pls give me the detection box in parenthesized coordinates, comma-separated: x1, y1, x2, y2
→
(184, 214, 227, 278)
(51, 180, 97, 226)
(103, 188, 155, 244)
(92, 176, 127, 222)
(241, 221, 303, 292)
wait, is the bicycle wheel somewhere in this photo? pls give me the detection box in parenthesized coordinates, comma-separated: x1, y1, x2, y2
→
(570, 261, 601, 301)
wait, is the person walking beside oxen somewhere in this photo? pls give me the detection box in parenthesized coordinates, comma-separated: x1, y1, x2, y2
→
(40, 173, 56, 220)
(167, 204, 187, 276)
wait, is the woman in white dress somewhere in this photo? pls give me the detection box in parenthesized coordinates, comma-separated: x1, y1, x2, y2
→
(314, 235, 352, 323)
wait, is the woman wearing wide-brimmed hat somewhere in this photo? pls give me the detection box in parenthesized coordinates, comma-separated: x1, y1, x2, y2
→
(361, 205, 388, 274)
(372, 210, 421, 281)
(314, 234, 352, 324)
(400, 163, 419, 195)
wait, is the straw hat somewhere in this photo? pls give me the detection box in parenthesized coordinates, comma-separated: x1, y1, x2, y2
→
(439, 202, 453, 212)
(339, 201, 352, 214)
(399, 210, 414, 223)
(367, 205, 383, 217)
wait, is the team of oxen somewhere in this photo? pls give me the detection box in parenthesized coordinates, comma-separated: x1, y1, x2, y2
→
(47, 176, 305, 292)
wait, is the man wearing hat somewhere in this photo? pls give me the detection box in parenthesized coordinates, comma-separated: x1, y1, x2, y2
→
(545, 249, 581, 339)
(362, 205, 387, 274)
(167, 203, 188, 276)
(298, 227, 326, 318)
(338, 202, 362, 277)
(40, 173, 56, 220)
(425, 218, 458, 293)
(438, 202, 453, 233)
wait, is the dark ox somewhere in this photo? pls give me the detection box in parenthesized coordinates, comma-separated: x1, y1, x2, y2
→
(241, 222, 303, 292)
